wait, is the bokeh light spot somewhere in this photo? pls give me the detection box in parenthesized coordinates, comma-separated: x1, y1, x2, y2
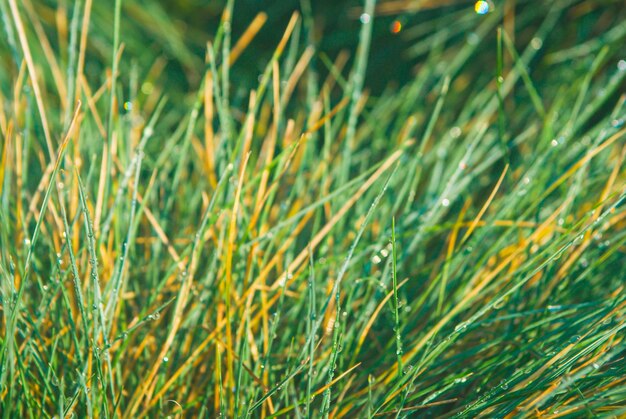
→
(474, 1, 490, 15)
(390, 20, 402, 34)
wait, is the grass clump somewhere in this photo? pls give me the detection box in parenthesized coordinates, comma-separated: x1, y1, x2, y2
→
(1, 0, 626, 417)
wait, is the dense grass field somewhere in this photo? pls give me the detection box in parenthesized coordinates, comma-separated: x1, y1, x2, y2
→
(1, 0, 625, 417)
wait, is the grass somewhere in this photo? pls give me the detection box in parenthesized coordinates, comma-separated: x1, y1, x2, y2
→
(0, 0, 625, 417)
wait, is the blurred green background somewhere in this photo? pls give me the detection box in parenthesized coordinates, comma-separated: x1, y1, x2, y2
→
(2, 0, 624, 102)
(97, 0, 624, 92)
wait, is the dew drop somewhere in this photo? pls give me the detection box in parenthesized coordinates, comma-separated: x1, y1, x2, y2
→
(618, 60, 626, 72)
(450, 126, 462, 138)
(454, 322, 468, 332)
(359, 13, 371, 24)
(493, 298, 505, 309)
(441, 198, 451, 207)
(466, 32, 480, 45)
(530, 37, 543, 50)
(611, 118, 624, 128)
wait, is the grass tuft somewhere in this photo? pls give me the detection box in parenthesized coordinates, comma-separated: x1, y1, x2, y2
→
(0, 0, 625, 417)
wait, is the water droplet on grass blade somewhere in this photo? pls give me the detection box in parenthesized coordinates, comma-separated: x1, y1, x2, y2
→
(450, 126, 462, 138)
(466, 32, 480, 45)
